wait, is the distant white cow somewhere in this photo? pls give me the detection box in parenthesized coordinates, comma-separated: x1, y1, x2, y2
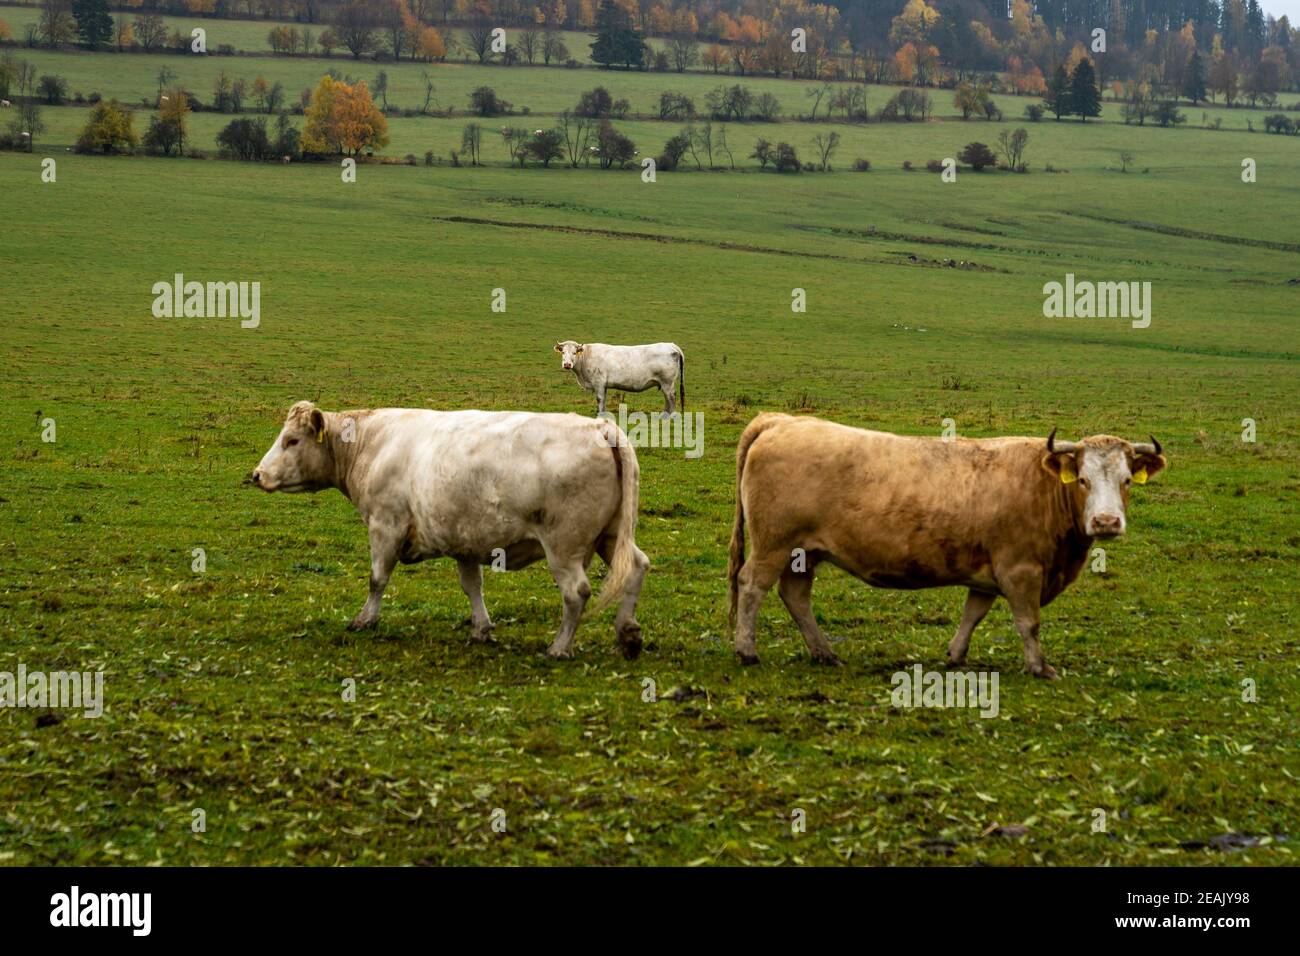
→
(251, 401, 650, 660)
(0, 100, 10, 108)
(555, 341, 684, 418)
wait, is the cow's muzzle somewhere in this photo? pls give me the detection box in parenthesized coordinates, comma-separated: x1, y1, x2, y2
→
(1089, 513, 1124, 538)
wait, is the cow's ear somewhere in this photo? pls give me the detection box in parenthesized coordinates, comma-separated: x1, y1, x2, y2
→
(1041, 450, 1079, 484)
(310, 409, 325, 443)
(1131, 452, 1166, 483)
(553, 342, 563, 352)
(576, 344, 585, 354)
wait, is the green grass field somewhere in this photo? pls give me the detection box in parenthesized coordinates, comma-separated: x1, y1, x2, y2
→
(2, 45, 1299, 866)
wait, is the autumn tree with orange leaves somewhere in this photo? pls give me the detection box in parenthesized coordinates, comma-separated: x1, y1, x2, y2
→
(302, 75, 390, 156)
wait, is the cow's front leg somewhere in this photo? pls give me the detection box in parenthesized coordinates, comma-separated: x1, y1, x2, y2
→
(1003, 569, 1057, 679)
(456, 558, 494, 642)
(348, 521, 401, 631)
(594, 382, 608, 417)
(947, 589, 996, 667)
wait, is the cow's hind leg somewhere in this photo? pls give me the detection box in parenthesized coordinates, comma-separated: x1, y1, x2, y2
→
(734, 552, 784, 665)
(348, 522, 401, 631)
(597, 536, 649, 660)
(545, 549, 592, 659)
(456, 558, 494, 642)
(947, 589, 996, 667)
(658, 381, 676, 419)
(777, 568, 839, 664)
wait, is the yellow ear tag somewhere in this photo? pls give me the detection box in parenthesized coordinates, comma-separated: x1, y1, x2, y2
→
(1059, 466, 1077, 484)
(1132, 467, 1147, 485)
(317, 429, 325, 444)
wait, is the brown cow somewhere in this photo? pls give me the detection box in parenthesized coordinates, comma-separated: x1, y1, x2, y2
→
(726, 414, 1166, 678)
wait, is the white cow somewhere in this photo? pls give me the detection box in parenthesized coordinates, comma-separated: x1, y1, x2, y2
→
(251, 401, 650, 660)
(555, 341, 684, 417)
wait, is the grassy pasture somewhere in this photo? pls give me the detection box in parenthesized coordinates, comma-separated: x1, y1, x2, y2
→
(1, 57, 1298, 865)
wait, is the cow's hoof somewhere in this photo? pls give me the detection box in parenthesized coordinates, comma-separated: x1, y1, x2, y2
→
(617, 624, 643, 660)
(471, 624, 495, 643)
(736, 651, 760, 666)
(811, 653, 842, 666)
(1031, 663, 1060, 680)
(346, 618, 377, 632)
(946, 656, 967, 668)
(546, 645, 575, 660)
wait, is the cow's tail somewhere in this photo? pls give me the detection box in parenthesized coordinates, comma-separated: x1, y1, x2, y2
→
(728, 413, 783, 626)
(675, 347, 685, 413)
(592, 419, 641, 613)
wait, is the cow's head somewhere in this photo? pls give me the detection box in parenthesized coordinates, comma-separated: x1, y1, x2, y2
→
(554, 340, 585, 371)
(250, 400, 333, 493)
(1042, 429, 1166, 538)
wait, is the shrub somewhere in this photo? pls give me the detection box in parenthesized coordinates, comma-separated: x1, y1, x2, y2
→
(524, 128, 565, 167)
(752, 92, 781, 121)
(853, 158, 871, 171)
(142, 115, 184, 156)
(74, 100, 138, 155)
(1263, 114, 1294, 134)
(38, 74, 68, 105)
(658, 91, 694, 121)
(774, 141, 800, 173)
(750, 137, 773, 169)
(958, 142, 997, 170)
(925, 158, 944, 173)
(1024, 103, 1044, 122)
(1153, 101, 1185, 128)
(594, 119, 635, 169)
(879, 88, 931, 122)
(216, 117, 273, 161)
(575, 86, 613, 118)
(469, 86, 510, 117)
(272, 114, 300, 160)
(902, 159, 913, 170)
(658, 132, 691, 171)
(424, 149, 435, 165)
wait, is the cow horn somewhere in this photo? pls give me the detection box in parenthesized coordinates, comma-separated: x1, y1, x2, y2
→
(1132, 435, 1162, 456)
(1046, 427, 1078, 454)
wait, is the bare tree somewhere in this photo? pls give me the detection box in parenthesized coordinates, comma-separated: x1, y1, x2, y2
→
(812, 130, 840, 171)
(518, 26, 540, 64)
(460, 122, 482, 165)
(464, 15, 495, 64)
(996, 127, 1029, 169)
(558, 110, 592, 168)
(420, 70, 437, 115)
(668, 34, 697, 73)
(715, 124, 734, 169)
(805, 83, 832, 121)
(332, 0, 378, 60)
(541, 29, 566, 65)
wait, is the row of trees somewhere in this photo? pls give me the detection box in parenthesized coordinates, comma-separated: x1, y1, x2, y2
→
(11, 0, 1296, 101)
